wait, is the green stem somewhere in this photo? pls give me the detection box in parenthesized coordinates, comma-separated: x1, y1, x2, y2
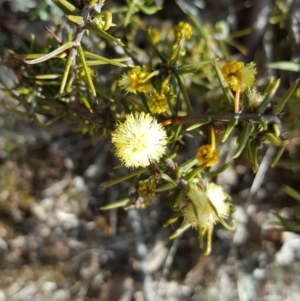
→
(185, 164, 206, 181)
(24, 41, 74, 64)
(101, 167, 147, 188)
(123, 1, 136, 26)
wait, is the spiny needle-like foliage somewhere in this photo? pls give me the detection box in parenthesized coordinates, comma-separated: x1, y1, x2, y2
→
(1, 0, 299, 255)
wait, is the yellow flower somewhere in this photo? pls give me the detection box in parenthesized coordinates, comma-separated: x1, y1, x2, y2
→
(182, 183, 233, 255)
(149, 28, 160, 44)
(221, 61, 257, 92)
(138, 179, 156, 198)
(118, 66, 153, 94)
(196, 144, 219, 166)
(148, 92, 169, 114)
(184, 183, 230, 229)
(111, 112, 168, 168)
(77, 67, 95, 82)
(173, 22, 193, 41)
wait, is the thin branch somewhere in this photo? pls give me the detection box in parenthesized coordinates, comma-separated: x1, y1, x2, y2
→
(233, 145, 276, 246)
(164, 113, 286, 138)
(164, 158, 189, 191)
(246, 145, 276, 207)
(68, 4, 96, 69)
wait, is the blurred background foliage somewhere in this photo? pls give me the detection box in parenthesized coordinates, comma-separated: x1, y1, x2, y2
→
(0, 0, 300, 300)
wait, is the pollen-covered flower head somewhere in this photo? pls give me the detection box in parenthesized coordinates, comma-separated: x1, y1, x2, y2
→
(183, 183, 231, 231)
(182, 182, 232, 254)
(111, 112, 168, 168)
(246, 88, 264, 109)
(173, 22, 193, 41)
(118, 66, 153, 94)
(221, 61, 257, 92)
(196, 144, 219, 166)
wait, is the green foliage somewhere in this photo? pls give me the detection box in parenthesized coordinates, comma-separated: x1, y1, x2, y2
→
(1, 0, 299, 255)
(273, 187, 300, 233)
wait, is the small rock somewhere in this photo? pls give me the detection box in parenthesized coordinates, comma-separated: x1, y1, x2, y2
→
(40, 225, 51, 237)
(0, 290, 5, 301)
(41, 198, 55, 211)
(31, 203, 47, 221)
(14, 283, 37, 300)
(42, 282, 57, 294)
(53, 289, 70, 301)
(73, 176, 86, 192)
(0, 190, 10, 201)
(56, 210, 79, 230)
(253, 268, 266, 280)
(9, 236, 25, 249)
(275, 232, 300, 266)
(0, 238, 8, 252)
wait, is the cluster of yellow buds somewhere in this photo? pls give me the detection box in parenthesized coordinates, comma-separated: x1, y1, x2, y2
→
(77, 67, 95, 83)
(196, 144, 219, 167)
(173, 22, 193, 41)
(149, 28, 160, 44)
(118, 22, 193, 114)
(138, 179, 156, 198)
(118, 66, 172, 114)
(147, 92, 169, 114)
